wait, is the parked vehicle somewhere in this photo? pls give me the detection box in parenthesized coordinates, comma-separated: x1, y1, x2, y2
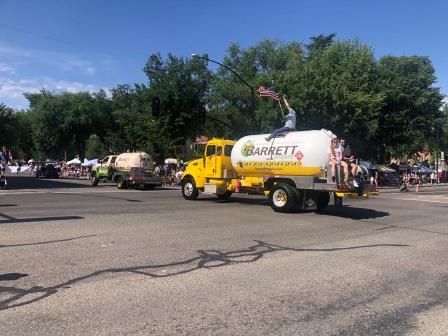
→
(35, 163, 60, 178)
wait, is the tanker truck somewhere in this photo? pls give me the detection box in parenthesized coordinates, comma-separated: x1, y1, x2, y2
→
(91, 152, 162, 190)
(180, 130, 375, 213)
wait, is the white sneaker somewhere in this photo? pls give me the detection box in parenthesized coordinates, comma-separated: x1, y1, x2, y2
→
(353, 180, 359, 188)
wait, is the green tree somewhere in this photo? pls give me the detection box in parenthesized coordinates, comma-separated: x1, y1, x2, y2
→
(375, 55, 444, 161)
(0, 103, 16, 149)
(105, 84, 152, 154)
(12, 110, 33, 160)
(26, 90, 106, 161)
(143, 53, 212, 161)
(26, 90, 72, 160)
(85, 134, 107, 159)
(207, 40, 306, 137)
(299, 40, 384, 157)
(306, 33, 336, 59)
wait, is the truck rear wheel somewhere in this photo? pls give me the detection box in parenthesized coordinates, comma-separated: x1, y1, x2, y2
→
(315, 191, 330, 211)
(182, 178, 198, 200)
(217, 190, 232, 201)
(91, 172, 99, 186)
(117, 176, 128, 189)
(269, 183, 298, 213)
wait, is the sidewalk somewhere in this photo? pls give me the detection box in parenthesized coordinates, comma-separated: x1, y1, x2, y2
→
(378, 182, 448, 193)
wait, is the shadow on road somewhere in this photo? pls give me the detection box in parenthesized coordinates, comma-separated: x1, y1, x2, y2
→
(4, 176, 94, 190)
(197, 197, 390, 219)
(0, 240, 409, 311)
(0, 273, 28, 281)
(316, 206, 390, 220)
(0, 235, 96, 249)
(0, 213, 83, 225)
(196, 196, 270, 206)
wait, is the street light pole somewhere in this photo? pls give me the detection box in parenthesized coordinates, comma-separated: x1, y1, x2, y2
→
(436, 125, 439, 183)
(192, 54, 258, 133)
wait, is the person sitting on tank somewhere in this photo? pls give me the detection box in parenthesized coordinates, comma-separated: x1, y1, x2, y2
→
(339, 138, 359, 185)
(265, 96, 296, 142)
(328, 138, 349, 185)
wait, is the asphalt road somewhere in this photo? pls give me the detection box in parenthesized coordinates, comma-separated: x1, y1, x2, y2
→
(1, 176, 447, 335)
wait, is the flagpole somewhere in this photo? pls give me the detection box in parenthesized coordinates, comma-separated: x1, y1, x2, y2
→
(278, 99, 284, 116)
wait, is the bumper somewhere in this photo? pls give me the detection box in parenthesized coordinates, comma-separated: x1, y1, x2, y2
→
(127, 176, 162, 186)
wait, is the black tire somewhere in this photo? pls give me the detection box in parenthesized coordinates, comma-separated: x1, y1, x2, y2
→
(117, 176, 128, 189)
(91, 172, 99, 186)
(269, 183, 298, 213)
(182, 178, 198, 200)
(356, 178, 364, 196)
(143, 184, 156, 190)
(315, 191, 330, 211)
(217, 190, 232, 201)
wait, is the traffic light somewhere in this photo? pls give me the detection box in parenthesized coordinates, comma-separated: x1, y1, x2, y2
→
(198, 107, 206, 125)
(152, 97, 160, 117)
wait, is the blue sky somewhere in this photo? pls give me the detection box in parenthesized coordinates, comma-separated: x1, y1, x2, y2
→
(0, 0, 447, 109)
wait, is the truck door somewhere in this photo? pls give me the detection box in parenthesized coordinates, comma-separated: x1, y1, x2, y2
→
(204, 145, 217, 178)
(108, 156, 116, 175)
(99, 156, 110, 176)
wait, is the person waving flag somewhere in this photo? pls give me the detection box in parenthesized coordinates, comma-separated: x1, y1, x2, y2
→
(257, 86, 280, 102)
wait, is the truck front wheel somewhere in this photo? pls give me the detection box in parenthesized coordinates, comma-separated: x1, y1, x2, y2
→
(91, 172, 99, 186)
(117, 176, 128, 189)
(182, 178, 198, 200)
(269, 183, 298, 213)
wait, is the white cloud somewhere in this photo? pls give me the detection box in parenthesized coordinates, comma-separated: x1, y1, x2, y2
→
(0, 41, 96, 75)
(0, 76, 108, 108)
(0, 63, 15, 74)
(0, 44, 31, 57)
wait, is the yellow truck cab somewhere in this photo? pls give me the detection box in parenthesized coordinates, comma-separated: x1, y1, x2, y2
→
(181, 135, 377, 213)
(182, 139, 237, 200)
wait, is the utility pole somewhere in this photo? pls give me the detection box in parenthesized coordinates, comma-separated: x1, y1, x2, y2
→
(191, 54, 258, 133)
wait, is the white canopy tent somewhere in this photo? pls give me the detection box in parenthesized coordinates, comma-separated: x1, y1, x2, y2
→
(81, 159, 98, 167)
(411, 165, 433, 174)
(164, 158, 179, 164)
(66, 158, 81, 165)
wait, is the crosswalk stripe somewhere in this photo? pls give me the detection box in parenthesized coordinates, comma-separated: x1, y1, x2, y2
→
(0, 188, 179, 196)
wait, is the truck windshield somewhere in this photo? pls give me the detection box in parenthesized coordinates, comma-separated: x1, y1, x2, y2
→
(224, 145, 233, 156)
(194, 144, 206, 157)
(206, 145, 216, 156)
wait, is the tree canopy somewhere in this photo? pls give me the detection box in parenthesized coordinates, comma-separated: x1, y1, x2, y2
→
(1, 35, 446, 163)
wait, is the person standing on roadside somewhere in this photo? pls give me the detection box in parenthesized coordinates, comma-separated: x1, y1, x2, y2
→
(0, 167, 7, 189)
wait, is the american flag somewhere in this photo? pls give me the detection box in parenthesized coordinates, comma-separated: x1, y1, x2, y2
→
(257, 86, 280, 102)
